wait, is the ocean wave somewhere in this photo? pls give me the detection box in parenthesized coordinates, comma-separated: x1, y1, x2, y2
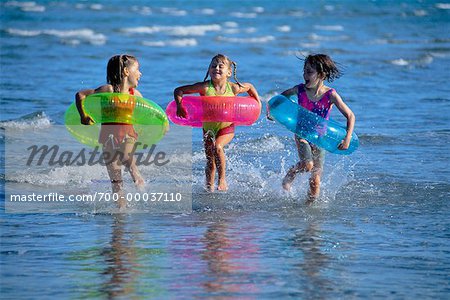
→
(253, 6, 264, 13)
(131, 6, 152, 15)
(390, 58, 409, 66)
(228, 134, 286, 154)
(313, 25, 344, 31)
(5, 28, 106, 45)
(230, 12, 257, 18)
(121, 25, 221, 36)
(276, 26, 291, 33)
(0, 111, 51, 131)
(223, 27, 257, 34)
(223, 22, 238, 28)
(216, 35, 275, 44)
(299, 42, 320, 49)
(7, 164, 106, 187)
(309, 33, 350, 41)
(358, 133, 397, 145)
(142, 38, 198, 47)
(435, 3, 450, 9)
(4, 1, 45, 12)
(413, 9, 428, 16)
(160, 7, 187, 16)
(196, 8, 215, 15)
(390, 55, 433, 67)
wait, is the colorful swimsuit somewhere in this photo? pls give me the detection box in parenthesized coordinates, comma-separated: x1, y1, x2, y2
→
(98, 88, 138, 147)
(202, 80, 235, 137)
(297, 83, 333, 120)
(296, 83, 333, 164)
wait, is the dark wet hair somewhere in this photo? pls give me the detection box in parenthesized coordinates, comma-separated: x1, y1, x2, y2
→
(203, 54, 243, 87)
(301, 54, 341, 82)
(107, 54, 138, 92)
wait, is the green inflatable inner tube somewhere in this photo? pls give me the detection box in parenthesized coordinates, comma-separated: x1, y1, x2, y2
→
(64, 93, 169, 148)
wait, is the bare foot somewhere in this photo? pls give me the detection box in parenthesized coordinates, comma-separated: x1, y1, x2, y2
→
(217, 180, 228, 191)
(282, 167, 298, 191)
(205, 183, 214, 193)
(134, 177, 145, 191)
(117, 196, 127, 211)
(305, 193, 318, 205)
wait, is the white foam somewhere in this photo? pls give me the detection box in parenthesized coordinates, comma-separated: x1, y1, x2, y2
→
(284, 50, 311, 57)
(0, 112, 51, 130)
(276, 26, 291, 33)
(223, 28, 240, 34)
(89, 4, 103, 10)
(6, 28, 107, 45)
(369, 39, 389, 45)
(309, 33, 349, 41)
(5, 1, 45, 12)
(436, 3, 450, 9)
(391, 58, 409, 66)
(121, 25, 221, 36)
(314, 25, 344, 31)
(142, 38, 198, 47)
(230, 12, 257, 18)
(299, 42, 320, 48)
(197, 8, 215, 15)
(223, 22, 239, 28)
(6, 28, 40, 37)
(229, 135, 285, 154)
(216, 35, 275, 44)
(252, 7, 264, 13)
(160, 7, 187, 16)
(136, 6, 152, 15)
(413, 9, 428, 16)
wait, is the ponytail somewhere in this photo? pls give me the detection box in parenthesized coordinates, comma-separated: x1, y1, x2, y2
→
(107, 54, 137, 92)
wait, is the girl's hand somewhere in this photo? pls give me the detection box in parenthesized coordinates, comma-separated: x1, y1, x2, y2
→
(338, 138, 351, 150)
(266, 105, 274, 121)
(81, 114, 94, 125)
(176, 104, 188, 118)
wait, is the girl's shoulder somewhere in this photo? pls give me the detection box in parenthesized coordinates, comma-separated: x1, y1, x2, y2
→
(95, 84, 114, 93)
(325, 86, 341, 103)
(133, 88, 143, 97)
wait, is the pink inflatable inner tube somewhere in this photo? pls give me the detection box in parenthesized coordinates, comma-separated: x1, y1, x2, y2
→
(166, 96, 261, 127)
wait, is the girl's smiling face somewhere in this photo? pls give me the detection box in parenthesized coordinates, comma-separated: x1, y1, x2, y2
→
(303, 62, 323, 88)
(126, 60, 142, 88)
(209, 58, 231, 81)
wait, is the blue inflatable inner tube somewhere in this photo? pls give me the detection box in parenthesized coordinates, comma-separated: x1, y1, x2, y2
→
(268, 95, 358, 155)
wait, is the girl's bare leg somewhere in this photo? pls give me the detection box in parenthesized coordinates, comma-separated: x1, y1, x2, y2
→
(204, 132, 216, 192)
(103, 145, 126, 210)
(214, 133, 234, 191)
(121, 138, 144, 190)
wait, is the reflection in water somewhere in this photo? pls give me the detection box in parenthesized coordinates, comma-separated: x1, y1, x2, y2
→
(292, 222, 332, 299)
(100, 214, 140, 299)
(201, 219, 260, 297)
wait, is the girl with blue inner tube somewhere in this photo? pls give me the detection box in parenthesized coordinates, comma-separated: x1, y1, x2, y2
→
(275, 54, 356, 204)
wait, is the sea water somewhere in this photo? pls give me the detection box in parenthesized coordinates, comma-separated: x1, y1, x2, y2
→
(1, 1, 449, 298)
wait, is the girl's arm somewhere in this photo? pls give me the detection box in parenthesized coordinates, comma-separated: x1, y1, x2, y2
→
(281, 85, 298, 98)
(330, 91, 356, 150)
(173, 82, 207, 118)
(266, 86, 299, 120)
(75, 85, 112, 125)
(233, 82, 261, 104)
